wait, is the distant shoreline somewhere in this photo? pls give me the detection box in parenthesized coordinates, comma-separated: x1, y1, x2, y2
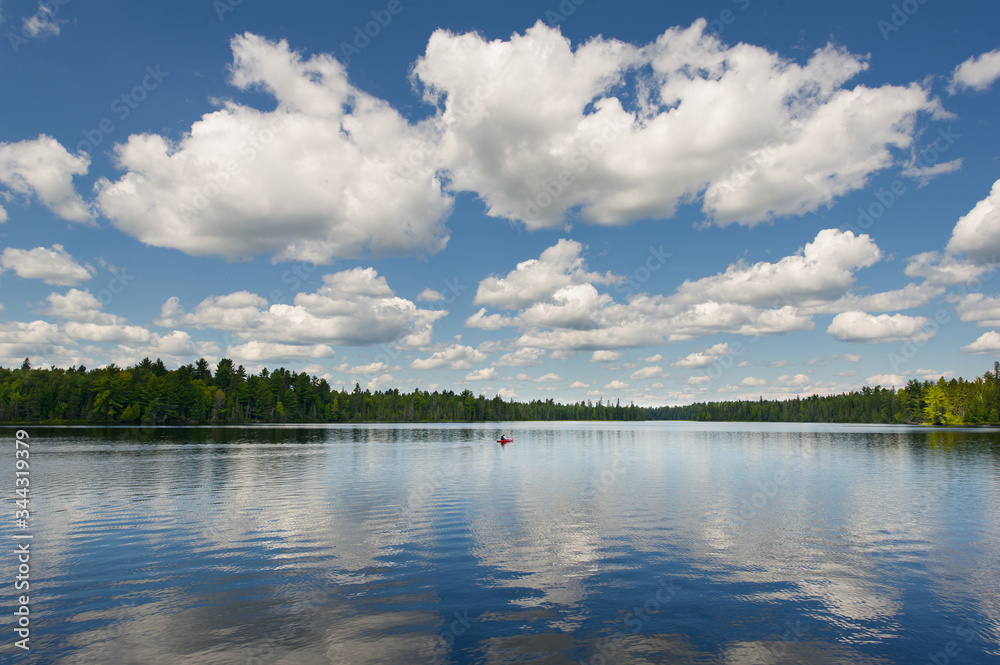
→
(2, 359, 998, 427)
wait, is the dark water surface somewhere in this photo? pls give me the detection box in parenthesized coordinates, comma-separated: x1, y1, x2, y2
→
(3, 422, 999, 664)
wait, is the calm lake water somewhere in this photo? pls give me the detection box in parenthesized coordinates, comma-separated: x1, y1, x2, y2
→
(4, 422, 1000, 664)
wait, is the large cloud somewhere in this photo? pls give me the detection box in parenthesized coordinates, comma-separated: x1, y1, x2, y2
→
(226, 341, 335, 365)
(414, 20, 937, 229)
(951, 293, 1000, 328)
(110, 331, 219, 368)
(157, 267, 445, 348)
(96, 33, 453, 263)
(92, 23, 939, 258)
(0, 291, 216, 368)
(960, 331, 1000, 355)
(0, 136, 92, 223)
(493, 347, 545, 367)
(826, 311, 933, 344)
(904, 252, 991, 287)
(410, 344, 486, 370)
(670, 229, 881, 309)
(0, 320, 79, 367)
(671, 343, 738, 369)
(0, 245, 94, 285)
(903, 179, 1000, 288)
(944, 178, 1000, 262)
(469, 230, 902, 351)
(474, 238, 618, 309)
(38, 289, 152, 344)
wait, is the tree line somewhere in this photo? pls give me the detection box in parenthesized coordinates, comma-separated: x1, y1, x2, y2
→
(0, 358, 997, 426)
(0, 357, 643, 424)
(649, 364, 1000, 425)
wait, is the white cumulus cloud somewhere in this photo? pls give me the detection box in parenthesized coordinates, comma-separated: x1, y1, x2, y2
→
(827, 311, 933, 344)
(470, 231, 891, 351)
(951, 293, 1000, 328)
(96, 33, 452, 263)
(474, 239, 617, 309)
(411, 344, 487, 370)
(465, 367, 496, 381)
(35, 289, 152, 344)
(0, 136, 92, 223)
(671, 343, 738, 369)
(39, 289, 120, 324)
(904, 180, 1000, 288)
(109, 331, 220, 368)
(671, 229, 881, 309)
(158, 267, 444, 348)
(0, 245, 94, 285)
(494, 347, 545, 367)
(415, 20, 937, 229)
(944, 178, 1000, 263)
(949, 49, 1000, 94)
(960, 331, 1000, 355)
(227, 341, 336, 365)
(630, 365, 664, 380)
(417, 288, 445, 302)
(22, 2, 62, 37)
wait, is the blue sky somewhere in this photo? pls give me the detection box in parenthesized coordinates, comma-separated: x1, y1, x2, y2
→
(1, 0, 999, 406)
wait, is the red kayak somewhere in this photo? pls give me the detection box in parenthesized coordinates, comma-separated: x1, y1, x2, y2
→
(497, 436, 513, 444)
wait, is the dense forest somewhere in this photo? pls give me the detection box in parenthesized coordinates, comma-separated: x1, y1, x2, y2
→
(648, 371, 1000, 425)
(0, 358, 998, 426)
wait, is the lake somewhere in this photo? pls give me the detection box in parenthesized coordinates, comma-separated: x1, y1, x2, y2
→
(4, 422, 1000, 664)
